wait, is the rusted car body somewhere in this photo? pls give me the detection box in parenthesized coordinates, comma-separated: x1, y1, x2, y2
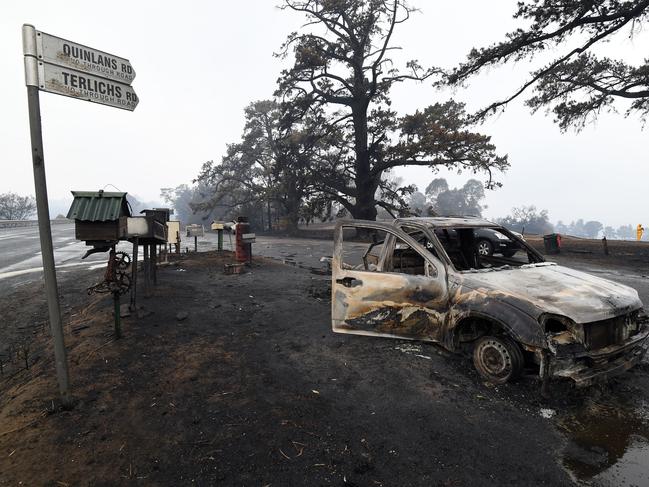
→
(331, 218, 649, 386)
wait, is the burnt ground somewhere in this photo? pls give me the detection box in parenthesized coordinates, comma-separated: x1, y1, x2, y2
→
(1, 251, 649, 486)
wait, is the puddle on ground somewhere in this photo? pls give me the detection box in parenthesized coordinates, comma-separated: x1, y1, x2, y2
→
(557, 398, 649, 486)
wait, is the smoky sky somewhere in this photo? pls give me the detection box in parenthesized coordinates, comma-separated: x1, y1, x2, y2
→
(1, 0, 647, 227)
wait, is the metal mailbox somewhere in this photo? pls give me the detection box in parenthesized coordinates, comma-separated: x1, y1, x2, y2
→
(67, 190, 131, 245)
(167, 221, 181, 244)
(186, 224, 204, 238)
(242, 233, 256, 244)
(141, 208, 171, 224)
(119, 216, 166, 243)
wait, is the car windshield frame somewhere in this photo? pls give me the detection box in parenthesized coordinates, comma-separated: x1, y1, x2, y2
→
(413, 223, 545, 273)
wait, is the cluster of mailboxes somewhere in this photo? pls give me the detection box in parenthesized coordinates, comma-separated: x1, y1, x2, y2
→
(67, 191, 178, 248)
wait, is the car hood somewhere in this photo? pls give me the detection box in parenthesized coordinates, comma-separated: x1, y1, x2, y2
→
(458, 264, 642, 324)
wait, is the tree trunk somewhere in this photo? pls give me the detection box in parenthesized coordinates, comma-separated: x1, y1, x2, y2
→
(286, 211, 300, 235)
(284, 178, 301, 235)
(351, 191, 378, 221)
(350, 100, 378, 221)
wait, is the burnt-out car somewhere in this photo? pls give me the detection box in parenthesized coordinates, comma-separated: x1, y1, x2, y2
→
(332, 218, 649, 387)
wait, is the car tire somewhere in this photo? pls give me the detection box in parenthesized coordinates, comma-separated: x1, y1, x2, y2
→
(473, 335, 524, 384)
(477, 239, 493, 256)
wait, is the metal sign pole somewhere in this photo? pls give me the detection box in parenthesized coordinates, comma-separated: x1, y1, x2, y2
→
(143, 244, 149, 295)
(22, 24, 71, 404)
(113, 291, 122, 338)
(109, 246, 122, 339)
(151, 244, 157, 286)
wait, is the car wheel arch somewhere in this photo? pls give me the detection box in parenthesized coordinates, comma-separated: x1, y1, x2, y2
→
(451, 312, 535, 351)
(448, 289, 548, 350)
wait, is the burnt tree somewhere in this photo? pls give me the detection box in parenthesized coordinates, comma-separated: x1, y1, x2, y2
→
(448, 0, 649, 130)
(195, 100, 329, 233)
(278, 0, 507, 220)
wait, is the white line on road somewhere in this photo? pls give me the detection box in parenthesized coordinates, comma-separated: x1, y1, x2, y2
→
(0, 261, 103, 280)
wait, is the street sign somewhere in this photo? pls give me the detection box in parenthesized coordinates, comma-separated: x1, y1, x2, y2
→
(38, 62, 139, 111)
(24, 25, 139, 111)
(36, 31, 136, 84)
(21, 24, 140, 404)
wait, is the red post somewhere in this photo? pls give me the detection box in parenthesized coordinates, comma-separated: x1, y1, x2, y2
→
(235, 216, 250, 263)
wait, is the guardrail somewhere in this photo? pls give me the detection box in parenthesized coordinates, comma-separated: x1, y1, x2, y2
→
(0, 219, 71, 229)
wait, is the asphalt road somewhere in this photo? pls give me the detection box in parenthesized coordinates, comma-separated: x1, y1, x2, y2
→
(198, 230, 335, 270)
(0, 224, 338, 290)
(0, 223, 131, 295)
(0, 224, 336, 296)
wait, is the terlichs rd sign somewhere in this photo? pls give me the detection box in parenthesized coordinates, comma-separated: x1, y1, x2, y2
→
(26, 27, 139, 110)
(21, 24, 139, 405)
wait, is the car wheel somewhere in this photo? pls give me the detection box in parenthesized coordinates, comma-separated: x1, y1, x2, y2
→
(477, 239, 493, 256)
(473, 335, 524, 384)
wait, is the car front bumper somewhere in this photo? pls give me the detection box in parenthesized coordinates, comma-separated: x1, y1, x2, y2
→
(544, 329, 649, 387)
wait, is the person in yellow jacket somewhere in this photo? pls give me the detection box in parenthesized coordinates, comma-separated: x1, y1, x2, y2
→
(637, 224, 645, 241)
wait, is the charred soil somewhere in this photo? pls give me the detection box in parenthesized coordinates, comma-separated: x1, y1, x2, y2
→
(1, 251, 647, 486)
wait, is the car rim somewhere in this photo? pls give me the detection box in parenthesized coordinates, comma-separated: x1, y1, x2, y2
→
(478, 241, 490, 255)
(479, 339, 512, 378)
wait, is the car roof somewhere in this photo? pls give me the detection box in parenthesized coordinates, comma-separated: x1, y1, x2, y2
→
(394, 216, 500, 228)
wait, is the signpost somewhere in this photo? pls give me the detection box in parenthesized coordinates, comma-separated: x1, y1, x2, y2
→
(38, 63, 138, 111)
(35, 31, 136, 83)
(22, 24, 139, 404)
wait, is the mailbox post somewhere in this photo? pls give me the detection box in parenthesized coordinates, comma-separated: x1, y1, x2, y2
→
(167, 221, 181, 254)
(120, 214, 167, 299)
(130, 237, 139, 310)
(235, 217, 250, 263)
(68, 192, 133, 337)
(186, 224, 204, 252)
(211, 222, 225, 251)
